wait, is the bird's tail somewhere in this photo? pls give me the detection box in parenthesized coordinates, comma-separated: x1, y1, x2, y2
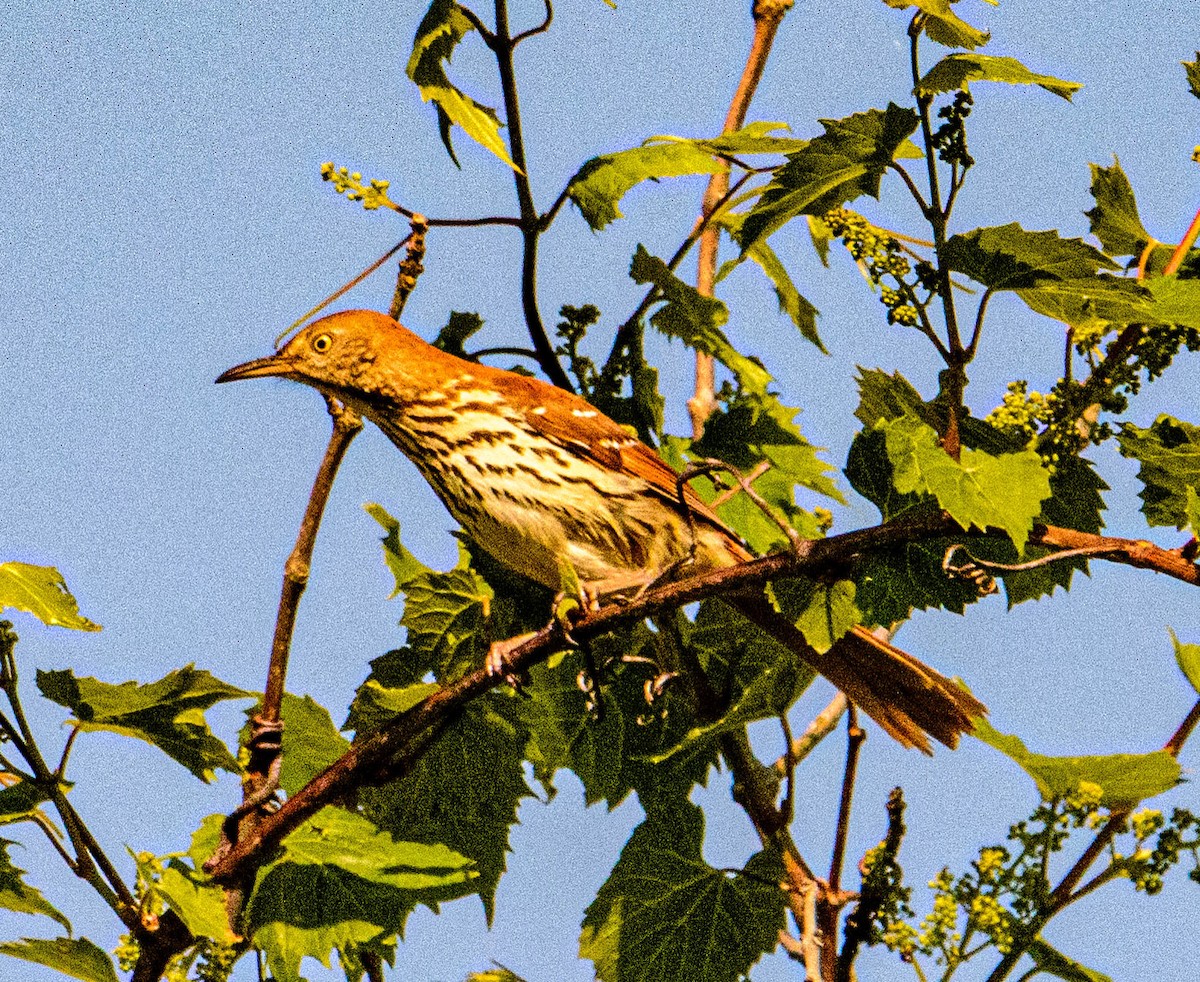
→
(726, 594, 985, 753)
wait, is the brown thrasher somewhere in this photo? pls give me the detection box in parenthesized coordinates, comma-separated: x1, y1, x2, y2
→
(218, 309, 984, 751)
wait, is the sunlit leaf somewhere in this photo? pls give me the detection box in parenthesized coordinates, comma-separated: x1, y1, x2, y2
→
(1027, 938, 1114, 982)
(1169, 628, 1200, 695)
(36, 666, 250, 782)
(917, 54, 1080, 101)
(406, 0, 516, 169)
(0, 937, 118, 982)
(881, 0, 990, 49)
(738, 105, 920, 249)
(1085, 157, 1154, 259)
(0, 563, 100, 632)
(973, 717, 1181, 806)
(249, 806, 474, 982)
(0, 840, 70, 931)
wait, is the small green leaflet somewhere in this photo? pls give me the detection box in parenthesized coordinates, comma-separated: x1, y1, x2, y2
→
(0, 778, 53, 823)
(1184, 53, 1200, 100)
(774, 578, 860, 654)
(0, 839, 70, 931)
(1085, 158, 1155, 259)
(1027, 939, 1113, 982)
(738, 104, 920, 251)
(579, 801, 785, 982)
(881, 0, 990, 50)
(1169, 629, 1200, 695)
(630, 246, 771, 397)
(972, 716, 1181, 807)
(881, 414, 1051, 552)
(567, 122, 804, 231)
(1116, 416, 1200, 529)
(917, 54, 1081, 101)
(365, 502, 433, 595)
(156, 861, 237, 944)
(433, 311, 486, 359)
(249, 806, 475, 982)
(36, 666, 251, 782)
(0, 937, 118, 982)
(0, 562, 100, 631)
(406, 0, 516, 170)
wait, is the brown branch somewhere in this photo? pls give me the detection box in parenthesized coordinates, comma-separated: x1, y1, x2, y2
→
(773, 693, 848, 775)
(689, 0, 794, 439)
(820, 706, 866, 981)
(491, 0, 574, 391)
(205, 512, 1200, 884)
(1164, 203, 1200, 275)
(389, 217, 429, 321)
(840, 787, 906, 980)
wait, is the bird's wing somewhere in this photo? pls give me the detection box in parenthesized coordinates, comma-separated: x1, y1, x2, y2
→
(497, 369, 750, 556)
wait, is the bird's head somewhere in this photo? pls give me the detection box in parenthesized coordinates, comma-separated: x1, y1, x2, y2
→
(217, 309, 442, 407)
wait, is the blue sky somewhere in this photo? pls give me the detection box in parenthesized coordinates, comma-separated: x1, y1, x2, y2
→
(3, 1, 1199, 979)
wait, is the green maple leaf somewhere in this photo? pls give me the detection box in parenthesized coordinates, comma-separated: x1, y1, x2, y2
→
(1116, 416, 1200, 529)
(36, 666, 250, 782)
(737, 104, 920, 250)
(917, 53, 1080, 101)
(882, 414, 1051, 552)
(580, 801, 785, 982)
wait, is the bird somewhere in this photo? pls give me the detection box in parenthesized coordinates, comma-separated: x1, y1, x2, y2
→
(217, 308, 985, 751)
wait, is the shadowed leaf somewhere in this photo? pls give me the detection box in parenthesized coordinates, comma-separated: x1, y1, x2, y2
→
(0, 937, 118, 982)
(918, 54, 1080, 101)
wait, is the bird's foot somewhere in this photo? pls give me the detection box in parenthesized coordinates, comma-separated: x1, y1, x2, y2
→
(486, 631, 536, 689)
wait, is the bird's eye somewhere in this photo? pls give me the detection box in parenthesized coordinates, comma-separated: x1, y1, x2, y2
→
(312, 333, 333, 354)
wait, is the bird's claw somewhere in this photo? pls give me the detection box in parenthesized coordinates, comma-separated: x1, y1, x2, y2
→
(486, 632, 535, 690)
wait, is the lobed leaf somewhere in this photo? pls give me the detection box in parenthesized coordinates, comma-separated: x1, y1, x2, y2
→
(360, 700, 531, 921)
(973, 717, 1181, 807)
(917, 53, 1080, 101)
(566, 123, 798, 231)
(579, 801, 785, 982)
(509, 648, 625, 805)
(774, 578, 860, 654)
(0, 937, 118, 982)
(881, 0, 990, 49)
(406, 0, 516, 169)
(1085, 158, 1154, 259)
(882, 414, 1051, 552)
(737, 105, 920, 250)
(261, 694, 350, 796)
(630, 246, 771, 397)
(0, 839, 71, 932)
(0, 563, 100, 632)
(156, 862, 237, 944)
(249, 806, 475, 982)
(1116, 415, 1200, 529)
(35, 666, 250, 782)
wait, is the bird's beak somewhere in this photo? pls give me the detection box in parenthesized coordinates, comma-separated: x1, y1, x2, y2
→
(215, 353, 297, 384)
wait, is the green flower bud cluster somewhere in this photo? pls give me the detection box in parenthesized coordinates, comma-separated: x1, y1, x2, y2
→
(555, 303, 602, 396)
(194, 940, 239, 982)
(985, 380, 1058, 444)
(320, 162, 396, 211)
(823, 208, 926, 327)
(1120, 807, 1200, 895)
(932, 91, 975, 168)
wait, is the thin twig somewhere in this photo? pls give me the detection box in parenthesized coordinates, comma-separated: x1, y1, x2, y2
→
(390, 216, 429, 321)
(491, 0, 574, 390)
(689, 0, 794, 439)
(512, 0, 552, 45)
(966, 286, 994, 359)
(828, 707, 865, 895)
(205, 510, 1200, 883)
(774, 693, 849, 775)
(457, 3, 496, 46)
(1163, 203, 1200, 275)
(54, 725, 80, 779)
(888, 161, 932, 217)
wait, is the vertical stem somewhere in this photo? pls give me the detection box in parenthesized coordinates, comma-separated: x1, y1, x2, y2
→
(492, 0, 574, 391)
(688, 0, 794, 439)
(908, 16, 964, 457)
